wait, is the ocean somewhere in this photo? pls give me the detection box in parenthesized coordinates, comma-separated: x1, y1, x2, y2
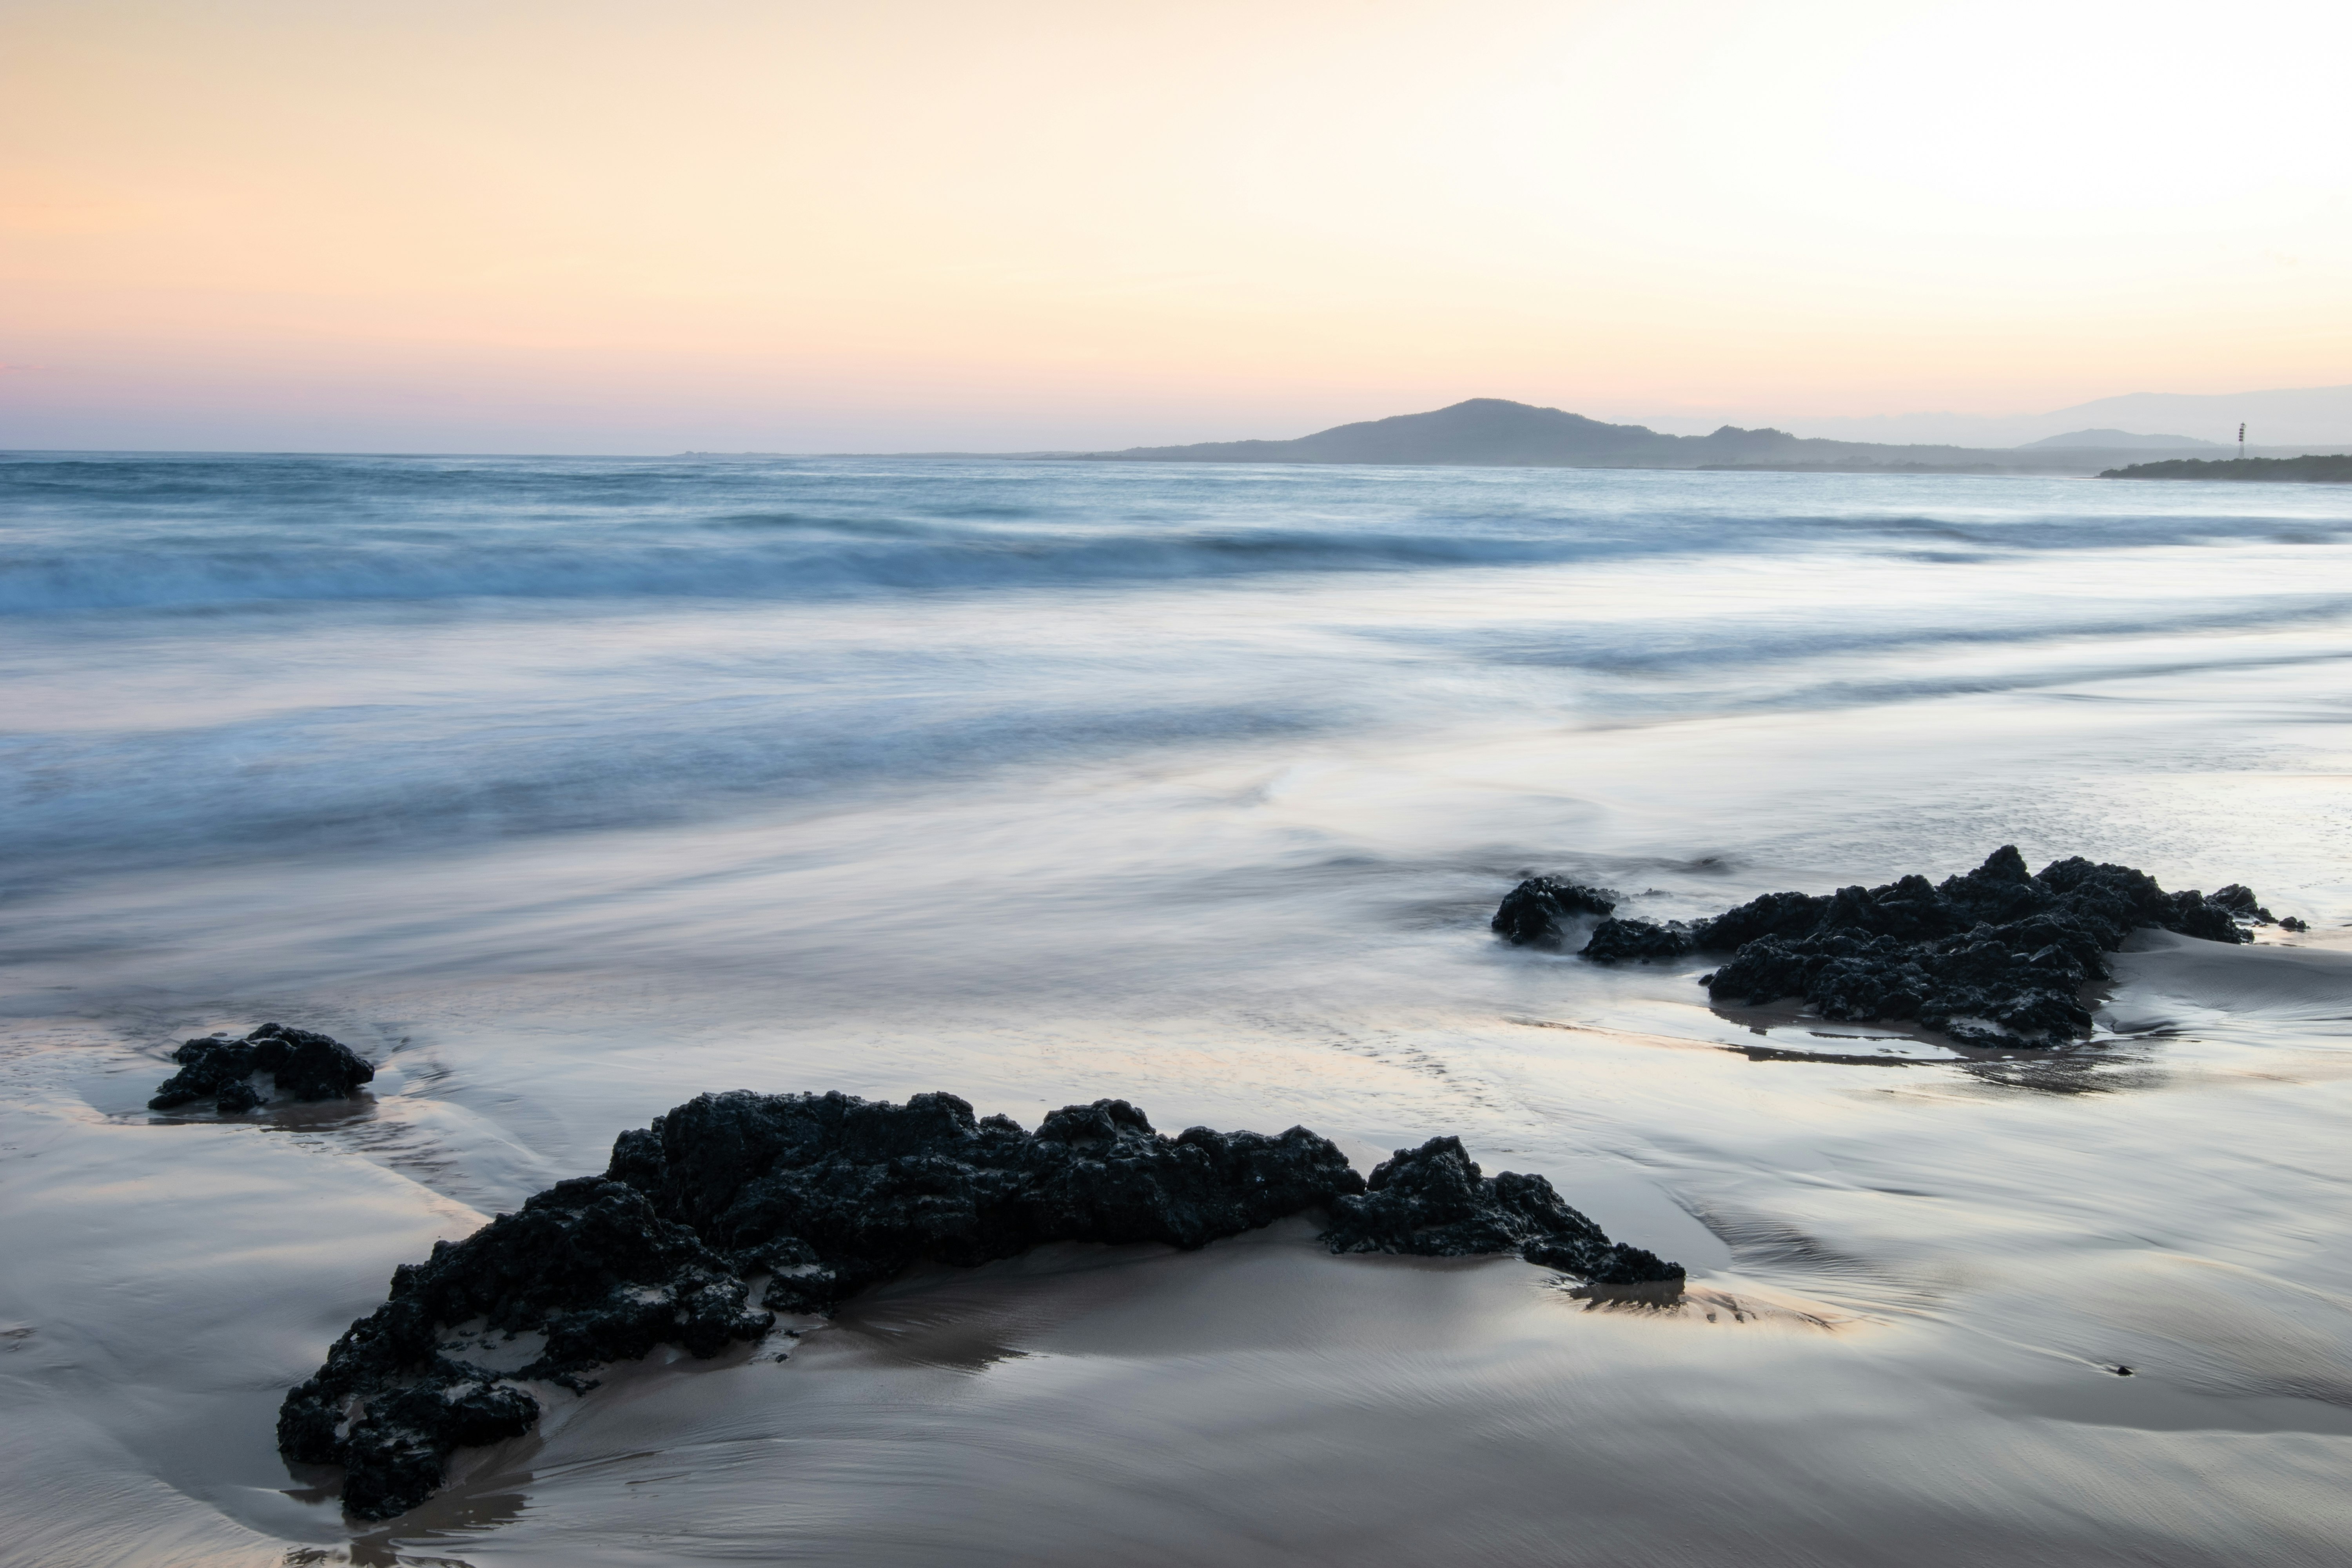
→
(3, 453, 2349, 1565)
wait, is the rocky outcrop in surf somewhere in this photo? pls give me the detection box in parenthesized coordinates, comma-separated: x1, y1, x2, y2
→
(1489, 876, 1616, 945)
(280, 1090, 1681, 1519)
(1494, 848, 2290, 1046)
(149, 1023, 374, 1112)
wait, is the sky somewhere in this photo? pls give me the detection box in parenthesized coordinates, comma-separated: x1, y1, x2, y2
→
(4, 0, 2349, 453)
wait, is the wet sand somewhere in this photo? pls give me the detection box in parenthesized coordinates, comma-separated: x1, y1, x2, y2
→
(4, 933, 2349, 1567)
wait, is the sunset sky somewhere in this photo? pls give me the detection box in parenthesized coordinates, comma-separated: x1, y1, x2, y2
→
(5, 0, 2348, 452)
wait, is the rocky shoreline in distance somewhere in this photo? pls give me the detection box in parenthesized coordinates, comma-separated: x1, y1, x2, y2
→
(2099, 454, 2352, 483)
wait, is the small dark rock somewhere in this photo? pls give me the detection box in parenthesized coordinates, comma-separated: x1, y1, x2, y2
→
(1579, 918, 1695, 964)
(2280, 915, 2309, 933)
(150, 1023, 374, 1113)
(1492, 877, 1616, 946)
(282, 1091, 1677, 1519)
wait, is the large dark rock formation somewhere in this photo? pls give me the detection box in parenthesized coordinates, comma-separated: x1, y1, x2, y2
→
(150, 1023, 374, 1112)
(282, 1090, 1679, 1519)
(1494, 848, 2287, 1046)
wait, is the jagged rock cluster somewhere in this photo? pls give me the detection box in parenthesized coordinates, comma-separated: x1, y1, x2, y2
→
(1494, 847, 2297, 1046)
(149, 1023, 374, 1112)
(282, 1090, 1679, 1519)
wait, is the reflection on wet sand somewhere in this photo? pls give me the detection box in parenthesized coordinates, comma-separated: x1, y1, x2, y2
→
(1562, 1279, 1843, 1331)
(1519, 1005, 2171, 1089)
(248, 1190, 2351, 1566)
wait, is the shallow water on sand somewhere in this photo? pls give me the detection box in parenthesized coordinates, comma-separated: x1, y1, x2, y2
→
(3, 456, 2350, 1565)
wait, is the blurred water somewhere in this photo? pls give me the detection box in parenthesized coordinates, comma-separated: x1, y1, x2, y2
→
(6, 454, 2352, 880)
(3, 455, 2351, 1566)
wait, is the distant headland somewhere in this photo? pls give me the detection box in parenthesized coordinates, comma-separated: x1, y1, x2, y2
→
(1070, 398, 2322, 476)
(681, 394, 2352, 474)
(2100, 454, 2352, 483)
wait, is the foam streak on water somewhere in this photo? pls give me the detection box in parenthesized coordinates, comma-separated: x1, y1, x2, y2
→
(2, 455, 2350, 1566)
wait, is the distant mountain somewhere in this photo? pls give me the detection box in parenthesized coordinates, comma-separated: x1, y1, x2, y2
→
(1098, 399, 1690, 465)
(1093, 398, 1896, 468)
(1082, 397, 2177, 472)
(2019, 428, 2220, 450)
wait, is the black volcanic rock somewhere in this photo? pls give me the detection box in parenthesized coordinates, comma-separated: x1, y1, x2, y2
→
(149, 1023, 374, 1112)
(336, 1379, 542, 1520)
(2207, 884, 2275, 923)
(1697, 848, 2277, 1045)
(282, 1090, 1679, 1519)
(1579, 917, 1696, 964)
(1694, 888, 1834, 949)
(1323, 1136, 1682, 1285)
(278, 1172, 766, 1517)
(622, 1090, 1364, 1312)
(1492, 848, 2282, 1047)
(1492, 876, 1616, 945)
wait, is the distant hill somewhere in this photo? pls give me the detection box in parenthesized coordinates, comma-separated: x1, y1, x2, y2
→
(1091, 398, 1967, 469)
(2101, 454, 2352, 483)
(1098, 399, 1697, 465)
(2020, 428, 2219, 450)
(1081, 397, 2205, 473)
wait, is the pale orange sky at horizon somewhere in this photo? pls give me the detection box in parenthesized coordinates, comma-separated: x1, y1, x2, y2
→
(5, 0, 2349, 452)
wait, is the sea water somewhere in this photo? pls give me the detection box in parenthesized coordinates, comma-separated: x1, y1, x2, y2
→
(2, 454, 2349, 1565)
